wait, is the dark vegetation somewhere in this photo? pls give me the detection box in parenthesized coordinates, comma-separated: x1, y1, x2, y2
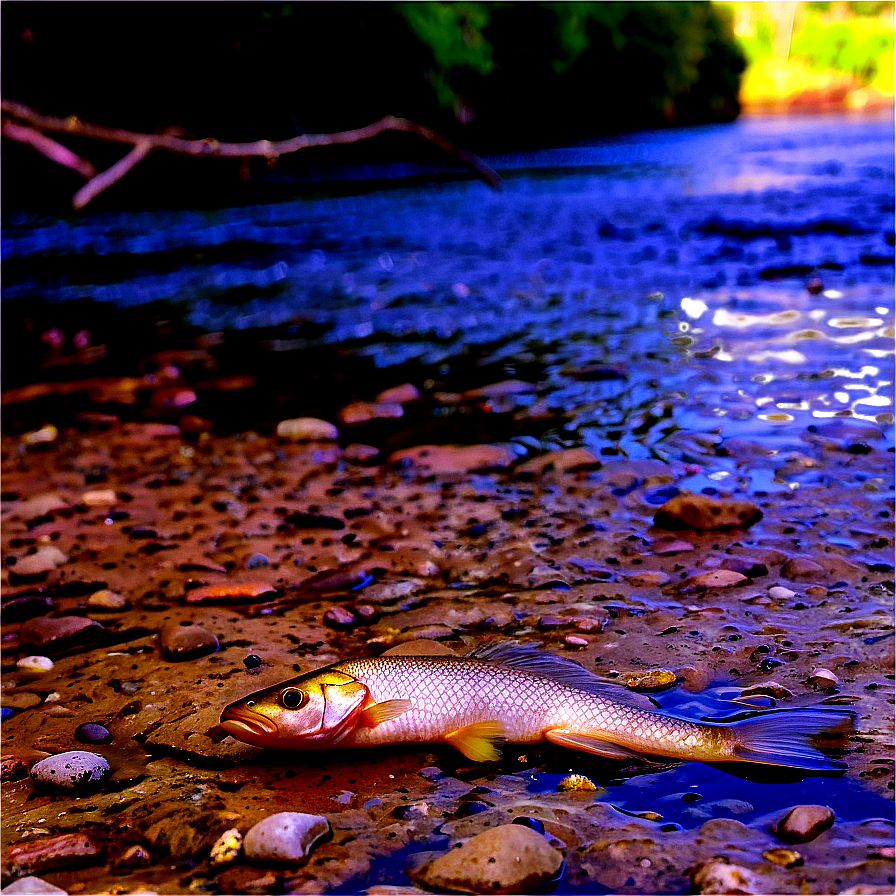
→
(1, 2, 745, 210)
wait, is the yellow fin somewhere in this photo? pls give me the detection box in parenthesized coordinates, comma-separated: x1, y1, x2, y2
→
(546, 729, 645, 761)
(359, 699, 412, 729)
(445, 720, 505, 762)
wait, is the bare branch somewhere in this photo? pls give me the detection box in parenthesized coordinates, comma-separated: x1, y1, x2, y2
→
(2, 99, 503, 203)
(2, 118, 97, 180)
(72, 140, 153, 210)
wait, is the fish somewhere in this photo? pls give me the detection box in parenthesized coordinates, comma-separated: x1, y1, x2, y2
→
(219, 642, 853, 770)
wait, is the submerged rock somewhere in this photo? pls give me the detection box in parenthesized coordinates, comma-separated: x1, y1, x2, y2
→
(160, 620, 219, 661)
(1, 877, 69, 895)
(774, 804, 835, 843)
(413, 824, 563, 895)
(243, 812, 329, 863)
(654, 493, 762, 531)
(692, 859, 761, 894)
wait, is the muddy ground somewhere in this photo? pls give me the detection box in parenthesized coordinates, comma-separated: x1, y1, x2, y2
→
(1, 404, 893, 894)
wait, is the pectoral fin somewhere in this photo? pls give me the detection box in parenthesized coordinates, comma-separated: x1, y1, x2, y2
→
(359, 699, 412, 729)
(546, 730, 645, 761)
(445, 720, 505, 762)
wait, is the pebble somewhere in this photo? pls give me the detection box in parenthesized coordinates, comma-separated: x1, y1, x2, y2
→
(762, 847, 803, 867)
(16, 656, 54, 674)
(654, 493, 762, 531)
(768, 585, 797, 600)
(184, 581, 276, 603)
(651, 536, 695, 555)
(564, 635, 588, 647)
(245, 552, 270, 569)
(692, 860, 760, 894)
(12, 547, 68, 579)
(22, 425, 59, 447)
(86, 589, 128, 611)
(343, 443, 380, 463)
(338, 400, 404, 425)
(19, 616, 104, 654)
(159, 621, 219, 661)
(1, 756, 31, 782)
(30, 751, 110, 790)
(243, 812, 329, 863)
(414, 824, 563, 895)
(275, 417, 338, 441)
(81, 489, 117, 506)
(375, 383, 421, 404)
(625, 570, 671, 587)
(2, 692, 42, 710)
(14, 493, 70, 521)
(720, 557, 768, 578)
(773, 804, 835, 843)
(556, 773, 597, 792)
(620, 669, 677, 690)
(389, 444, 515, 475)
(1, 877, 68, 895)
(781, 556, 826, 581)
(324, 606, 356, 629)
(681, 570, 748, 591)
(807, 668, 839, 691)
(740, 681, 793, 700)
(74, 723, 113, 745)
(209, 828, 243, 865)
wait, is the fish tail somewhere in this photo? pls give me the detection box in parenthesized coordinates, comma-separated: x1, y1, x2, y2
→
(730, 708, 854, 771)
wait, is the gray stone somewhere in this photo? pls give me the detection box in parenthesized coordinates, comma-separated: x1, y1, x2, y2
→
(2, 877, 68, 895)
(774, 804, 835, 843)
(414, 824, 563, 895)
(243, 812, 329, 863)
(30, 751, 110, 790)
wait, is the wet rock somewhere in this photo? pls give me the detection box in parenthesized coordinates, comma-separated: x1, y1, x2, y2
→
(781, 556, 826, 581)
(112, 845, 151, 872)
(681, 570, 748, 591)
(74, 723, 113, 745)
(4, 832, 103, 878)
(19, 616, 104, 655)
(516, 448, 600, 475)
(807, 668, 839, 691)
(86, 589, 128, 611)
(390, 444, 515, 475)
(339, 400, 404, 425)
(245, 552, 270, 569)
(30, 751, 110, 790)
(564, 635, 588, 647)
(625, 570, 670, 587)
(768, 585, 797, 600)
(1, 877, 68, 895)
(160, 621, 219, 661)
(243, 812, 329, 863)
(81, 488, 117, 506)
(692, 859, 761, 894)
(620, 669, 677, 690)
(654, 493, 762, 531)
(774, 804, 835, 843)
(16, 656, 54, 675)
(2, 692, 42, 710)
(276, 417, 338, 441)
(14, 493, 70, 521)
(740, 681, 793, 700)
(11, 547, 68, 578)
(556, 774, 597, 792)
(344, 443, 380, 463)
(762, 847, 803, 867)
(651, 537, 695, 555)
(376, 383, 421, 404)
(1, 596, 54, 623)
(720, 557, 768, 578)
(413, 824, 563, 895)
(1, 756, 31, 782)
(184, 581, 277, 603)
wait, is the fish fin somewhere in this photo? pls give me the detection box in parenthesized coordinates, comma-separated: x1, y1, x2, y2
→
(731, 709, 854, 771)
(445, 721, 506, 762)
(545, 729, 647, 761)
(358, 699, 412, 729)
(466, 641, 655, 709)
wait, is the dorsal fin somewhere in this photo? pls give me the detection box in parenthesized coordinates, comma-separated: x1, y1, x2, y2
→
(465, 641, 656, 709)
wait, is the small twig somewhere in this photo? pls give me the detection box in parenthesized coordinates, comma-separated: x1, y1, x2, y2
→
(2, 118, 97, 180)
(2, 98, 502, 208)
(72, 140, 153, 210)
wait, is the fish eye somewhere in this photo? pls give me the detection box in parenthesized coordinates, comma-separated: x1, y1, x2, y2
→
(280, 687, 305, 709)
(246, 700, 256, 708)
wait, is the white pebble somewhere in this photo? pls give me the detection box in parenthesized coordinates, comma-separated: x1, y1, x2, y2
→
(243, 812, 329, 862)
(16, 656, 54, 674)
(31, 751, 110, 789)
(768, 585, 796, 600)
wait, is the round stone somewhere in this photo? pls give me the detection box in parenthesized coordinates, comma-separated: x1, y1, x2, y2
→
(75, 723, 113, 745)
(31, 751, 110, 790)
(243, 812, 329, 863)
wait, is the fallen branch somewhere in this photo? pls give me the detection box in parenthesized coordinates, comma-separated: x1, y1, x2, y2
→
(2, 98, 502, 209)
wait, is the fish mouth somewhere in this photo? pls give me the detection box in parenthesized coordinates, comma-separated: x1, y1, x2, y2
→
(219, 705, 280, 746)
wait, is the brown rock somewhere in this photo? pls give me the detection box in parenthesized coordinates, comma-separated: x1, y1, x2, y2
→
(681, 569, 748, 591)
(19, 616, 104, 655)
(160, 621, 219, 661)
(414, 824, 563, 895)
(375, 383, 421, 404)
(654, 493, 762, 531)
(323, 606, 356, 629)
(338, 400, 404, 425)
(781, 556, 826, 581)
(390, 444, 515, 475)
(275, 417, 338, 441)
(4, 832, 104, 878)
(516, 448, 600, 475)
(14, 493, 71, 521)
(11, 546, 68, 578)
(774, 804, 835, 843)
(184, 581, 277, 603)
